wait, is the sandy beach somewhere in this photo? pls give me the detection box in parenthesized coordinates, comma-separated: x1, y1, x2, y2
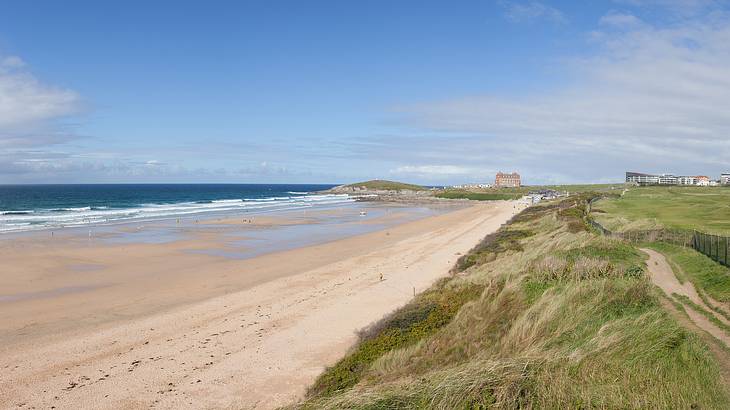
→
(0, 201, 518, 409)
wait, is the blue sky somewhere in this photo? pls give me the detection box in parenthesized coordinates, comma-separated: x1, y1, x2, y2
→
(1, 0, 729, 185)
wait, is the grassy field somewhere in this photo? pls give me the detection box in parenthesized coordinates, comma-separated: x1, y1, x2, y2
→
(435, 190, 522, 201)
(593, 186, 730, 234)
(436, 183, 624, 201)
(294, 194, 728, 409)
(342, 180, 428, 191)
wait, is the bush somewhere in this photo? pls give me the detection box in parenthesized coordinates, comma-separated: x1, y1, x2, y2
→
(306, 280, 484, 398)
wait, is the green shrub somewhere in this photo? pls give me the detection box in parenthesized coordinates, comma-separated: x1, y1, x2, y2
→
(306, 280, 484, 398)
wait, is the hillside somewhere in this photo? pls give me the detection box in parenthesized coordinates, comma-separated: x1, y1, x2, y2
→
(340, 180, 428, 191)
(294, 194, 729, 408)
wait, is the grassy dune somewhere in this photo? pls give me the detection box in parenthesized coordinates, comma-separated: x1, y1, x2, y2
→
(342, 180, 428, 191)
(295, 195, 728, 409)
(593, 186, 730, 234)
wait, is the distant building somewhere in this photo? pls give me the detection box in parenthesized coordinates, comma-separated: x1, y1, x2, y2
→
(658, 174, 678, 185)
(677, 176, 697, 185)
(721, 173, 730, 185)
(696, 176, 710, 186)
(626, 172, 661, 185)
(451, 183, 492, 189)
(627, 171, 719, 187)
(495, 172, 521, 188)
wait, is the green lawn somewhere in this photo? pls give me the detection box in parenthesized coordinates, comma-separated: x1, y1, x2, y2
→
(593, 186, 730, 235)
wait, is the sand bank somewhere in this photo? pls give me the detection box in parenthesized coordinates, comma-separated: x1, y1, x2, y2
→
(0, 201, 519, 409)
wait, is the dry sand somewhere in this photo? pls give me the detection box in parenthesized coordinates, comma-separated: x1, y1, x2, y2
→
(0, 201, 519, 409)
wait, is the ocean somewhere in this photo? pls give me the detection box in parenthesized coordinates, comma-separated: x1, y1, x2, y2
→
(0, 184, 349, 233)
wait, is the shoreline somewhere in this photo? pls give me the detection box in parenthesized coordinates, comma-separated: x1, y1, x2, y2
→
(0, 200, 520, 409)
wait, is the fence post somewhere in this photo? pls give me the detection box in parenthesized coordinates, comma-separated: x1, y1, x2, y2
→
(716, 235, 720, 262)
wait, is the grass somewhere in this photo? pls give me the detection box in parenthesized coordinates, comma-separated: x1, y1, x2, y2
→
(449, 183, 624, 197)
(295, 195, 729, 409)
(648, 242, 730, 303)
(593, 185, 730, 234)
(343, 180, 428, 191)
(452, 226, 535, 272)
(435, 190, 522, 201)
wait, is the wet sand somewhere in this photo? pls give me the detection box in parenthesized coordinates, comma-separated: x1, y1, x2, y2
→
(0, 201, 519, 409)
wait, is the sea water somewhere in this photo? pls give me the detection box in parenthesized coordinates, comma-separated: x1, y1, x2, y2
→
(0, 184, 348, 233)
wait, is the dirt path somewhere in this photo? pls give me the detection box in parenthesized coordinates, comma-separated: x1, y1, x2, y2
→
(642, 247, 730, 396)
(641, 248, 730, 346)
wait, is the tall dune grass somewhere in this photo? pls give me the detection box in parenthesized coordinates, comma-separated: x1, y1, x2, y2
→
(295, 194, 729, 409)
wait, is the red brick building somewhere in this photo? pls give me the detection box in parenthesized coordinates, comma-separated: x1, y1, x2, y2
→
(495, 172, 521, 188)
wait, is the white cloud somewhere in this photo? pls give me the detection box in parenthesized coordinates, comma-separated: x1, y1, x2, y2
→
(0, 55, 81, 146)
(501, 1, 567, 24)
(613, 0, 719, 15)
(391, 165, 475, 176)
(397, 12, 730, 182)
(1, 56, 25, 69)
(600, 11, 645, 27)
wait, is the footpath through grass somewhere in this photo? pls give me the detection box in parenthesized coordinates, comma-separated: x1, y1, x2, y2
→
(648, 242, 730, 303)
(295, 194, 729, 409)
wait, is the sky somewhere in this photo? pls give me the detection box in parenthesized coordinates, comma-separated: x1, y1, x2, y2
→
(1, 0, 729, 185)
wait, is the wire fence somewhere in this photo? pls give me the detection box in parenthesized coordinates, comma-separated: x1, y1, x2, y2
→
(693, 231, 730, 267)
(588, 218, 729, 267)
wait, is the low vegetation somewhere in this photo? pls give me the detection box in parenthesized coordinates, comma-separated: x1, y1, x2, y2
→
(452, 227, 534, 272)
(457, 183, 622, 195)
(295, 194, 728, 409)
(435, 190, 522, 201)
(342, 180, 427, 191)
(306, 279, 484, 398)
